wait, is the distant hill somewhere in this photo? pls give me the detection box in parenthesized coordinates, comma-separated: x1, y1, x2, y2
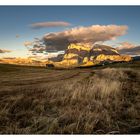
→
(132, 56, 140, 61)
(0, 57, 47, 66)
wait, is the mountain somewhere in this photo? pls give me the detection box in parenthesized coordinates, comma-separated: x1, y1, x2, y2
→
(118, 46, 140, 55)
(46, 43, 132, 68)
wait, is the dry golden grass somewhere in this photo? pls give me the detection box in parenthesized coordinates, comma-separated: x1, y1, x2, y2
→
(0, 64, 140, 134)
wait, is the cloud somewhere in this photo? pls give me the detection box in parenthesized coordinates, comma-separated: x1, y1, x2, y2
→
(43, 25, 128, 51)
(24, 39, 57, 54)
(116, 42, 135, 50)
(30, 21, 71, 29)
(2, 57, 16, 59)
(29, 46, 46, 53)
(116, 42, 140, 56)
(16, 34, 20, 38)
(28, 52, 62, 60)
(25, 41, 48, 53)
(0, 49, 12, 53)
(24, 41, 33, 47)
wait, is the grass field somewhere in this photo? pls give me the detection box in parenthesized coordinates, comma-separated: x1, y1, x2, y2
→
(0, 62, 140, 134)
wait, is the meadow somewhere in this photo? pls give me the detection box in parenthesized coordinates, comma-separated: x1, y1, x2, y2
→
(0, 62, 140, 134)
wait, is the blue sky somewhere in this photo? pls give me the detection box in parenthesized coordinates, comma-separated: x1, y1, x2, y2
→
(0, 6, 140, 57)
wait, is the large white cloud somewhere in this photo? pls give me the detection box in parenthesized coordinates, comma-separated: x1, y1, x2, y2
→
(43, 25, 128, 50)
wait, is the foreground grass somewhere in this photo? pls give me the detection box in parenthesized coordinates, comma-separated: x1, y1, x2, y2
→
(0, 63, 140, 134)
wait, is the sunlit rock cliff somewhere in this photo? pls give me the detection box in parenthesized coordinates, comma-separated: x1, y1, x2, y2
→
(46, 43, 132, 68)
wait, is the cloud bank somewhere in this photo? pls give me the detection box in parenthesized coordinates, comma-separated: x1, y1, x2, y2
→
(117, 42, 140, 56)
(29, 46, 46, 53)
(43, 25, 128, 51)
(116, 42, 135, 50)
(30, 21, 71, 29)
(0, 49, 12, 53)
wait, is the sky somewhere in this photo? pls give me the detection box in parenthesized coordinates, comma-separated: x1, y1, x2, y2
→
(0, 6, 140, 58)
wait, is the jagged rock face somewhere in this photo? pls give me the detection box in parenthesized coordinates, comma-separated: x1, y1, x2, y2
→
(91, 44, 119, 56)
(46, 43, 132, 68)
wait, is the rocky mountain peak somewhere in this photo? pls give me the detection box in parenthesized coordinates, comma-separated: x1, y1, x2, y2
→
(46, 43, 132, 68)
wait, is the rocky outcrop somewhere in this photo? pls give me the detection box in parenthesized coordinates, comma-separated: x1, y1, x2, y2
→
(46, 43, 132, 68)
(95, 54, 132, 62)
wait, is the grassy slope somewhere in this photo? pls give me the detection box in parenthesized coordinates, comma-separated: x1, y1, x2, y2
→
(0, 62, 140, 134)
